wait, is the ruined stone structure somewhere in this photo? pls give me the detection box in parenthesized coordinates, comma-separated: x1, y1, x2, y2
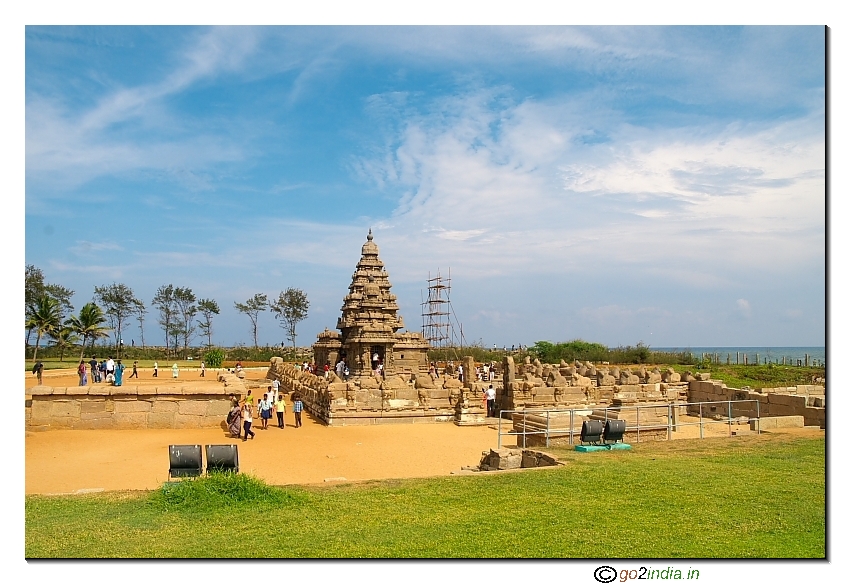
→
(24, 373, 245, 431)
(312, 230, 430, 378)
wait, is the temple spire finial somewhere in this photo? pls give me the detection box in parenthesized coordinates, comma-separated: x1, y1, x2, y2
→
(367, 228, 373, 241)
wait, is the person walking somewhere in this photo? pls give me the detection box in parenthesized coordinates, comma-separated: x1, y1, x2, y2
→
(227, 400, 242, 438)
(293, 393, 303, 428)
(89, 356, 99, 382)
(172, 363, 179, 378)
(258, 394, 272, 430)
(200, 362, 205, 378)
(129, 360, 138, 379)
(275, 394, 286, 429)
(485, 384, 497, 417)
(241, 401, 255, 441)
(153, 361, 158, 377)
(106, 357, 115, 378)
(77, 360, 88, 386)
(32, 361, 44, 385)
(114, 360, 125, 387)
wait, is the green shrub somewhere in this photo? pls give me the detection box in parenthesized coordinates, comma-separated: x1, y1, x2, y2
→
(149, 472, 305, 513)
(204, 348, 225, 368)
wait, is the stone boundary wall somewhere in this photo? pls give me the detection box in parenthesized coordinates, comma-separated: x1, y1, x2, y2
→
(25, 383, 244, 431)
(687, 380, 825, 429)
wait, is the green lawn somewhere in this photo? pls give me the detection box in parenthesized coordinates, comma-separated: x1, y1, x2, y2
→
(25, 433, 824, 558)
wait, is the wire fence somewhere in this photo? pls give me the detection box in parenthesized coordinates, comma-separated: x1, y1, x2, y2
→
(497, 399, 762, 448)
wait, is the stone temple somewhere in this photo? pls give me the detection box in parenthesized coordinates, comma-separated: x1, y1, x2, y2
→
(312, 230, 430, 378)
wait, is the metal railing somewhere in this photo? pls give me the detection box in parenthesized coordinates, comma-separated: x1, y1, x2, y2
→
(497, 399, 761, 448)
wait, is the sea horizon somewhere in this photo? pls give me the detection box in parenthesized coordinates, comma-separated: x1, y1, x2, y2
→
(651, 346, 825, 365)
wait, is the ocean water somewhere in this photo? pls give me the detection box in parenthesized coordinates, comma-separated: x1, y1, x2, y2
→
(652, 347, 825, 366)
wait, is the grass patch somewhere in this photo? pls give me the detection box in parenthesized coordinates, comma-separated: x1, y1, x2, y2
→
(26, 433, 824, 558)
(149, 472, 306, 513)
(668, 363, 824, 390)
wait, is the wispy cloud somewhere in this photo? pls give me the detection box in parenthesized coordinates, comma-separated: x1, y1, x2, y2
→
(352, 87, 824, 284)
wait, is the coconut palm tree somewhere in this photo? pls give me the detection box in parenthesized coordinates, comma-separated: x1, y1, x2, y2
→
(48, 326, 81, 362)
(26, 295, 62, 363)
(66, 302, 110, 362)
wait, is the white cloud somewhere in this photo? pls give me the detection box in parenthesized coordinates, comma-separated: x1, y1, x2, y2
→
(352, 88, 824, 285)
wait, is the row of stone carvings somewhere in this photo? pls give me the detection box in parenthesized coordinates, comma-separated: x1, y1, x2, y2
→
(506, 355, 704, 387)
(266, 358, 485, 416)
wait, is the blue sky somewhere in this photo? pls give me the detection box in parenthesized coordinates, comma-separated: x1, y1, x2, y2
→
(24, 25, 826, 349)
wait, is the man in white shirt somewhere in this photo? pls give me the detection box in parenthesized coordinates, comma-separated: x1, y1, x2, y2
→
(106, 357, 115, 376)
(485, 384, 497, 417)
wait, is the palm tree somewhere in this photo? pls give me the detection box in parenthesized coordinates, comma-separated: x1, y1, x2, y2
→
(48, 326, 80, 362)
(26, 295, 62, 363)
(66, 302, 110, 362)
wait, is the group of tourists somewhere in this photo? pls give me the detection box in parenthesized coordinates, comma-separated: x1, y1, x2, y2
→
(75, 356, 125, 386)
(226, 379, 304, 442)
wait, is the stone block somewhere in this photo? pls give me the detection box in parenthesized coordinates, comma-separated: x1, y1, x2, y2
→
(30, 400, 52, 420)
(114, 400, 152, 413)
(80, 400, 108, 414)
(182, 385, 222, 395)
(151, 400, 179, 413)
(157, 386, 181, 395)
(111, 386, 138, 396)
(136, 385, 158, 395)
(65, 386, 89, 396)
(750, 415, 804, 430)
(175, 415, 202, 429)
(206, 399, 231, 417)
(114, 412, 148, 428)
(88, 385, 111, 396)
(178, 400, 209, 416)
(500, 453, 522, 470)
(77, 417, 116, 429)
(521, 450, 539, 468)
(767, 393, 808, 409)
(29, 386, 53, 396)
(51, 387, 67, 396)
(767, 404, 797, 417)
(148, 411, 176, 428)
(80, 411, 113, 421)
(51, 401, 81, 418)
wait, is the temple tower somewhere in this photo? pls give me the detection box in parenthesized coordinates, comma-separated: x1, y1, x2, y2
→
(313, 230, 430, 377)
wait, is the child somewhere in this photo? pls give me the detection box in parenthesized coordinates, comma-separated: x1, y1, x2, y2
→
(293, 393, 303, 428)
(275, 394, 286, 429)
(259, 394, 272, 430)
(242, 401, 255, 441)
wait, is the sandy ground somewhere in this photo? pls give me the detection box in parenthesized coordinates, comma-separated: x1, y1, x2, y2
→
(25, 367, 499, 495)
(25, 367, 821, 495)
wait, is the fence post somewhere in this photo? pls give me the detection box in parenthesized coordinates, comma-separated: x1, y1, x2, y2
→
(699, 402, 704, 439)
(522, 410, 527, 448)
(569, 408, 574, 445)
(667, 404, 672, 440)
(636, 405, 641, 443)
(546, 410, 550, 448)
(497, 411, 502, 449)
(756, 400, 761, 435)
(728, 400, 733, 436)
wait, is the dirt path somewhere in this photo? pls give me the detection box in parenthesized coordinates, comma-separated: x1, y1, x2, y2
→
(26, 368, 818, 495)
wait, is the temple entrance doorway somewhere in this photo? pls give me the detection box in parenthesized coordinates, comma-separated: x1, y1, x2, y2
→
(370, 345, 385, 372)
